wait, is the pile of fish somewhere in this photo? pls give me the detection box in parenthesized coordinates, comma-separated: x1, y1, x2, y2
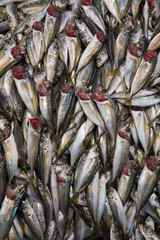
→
(1, 0, 160, 239)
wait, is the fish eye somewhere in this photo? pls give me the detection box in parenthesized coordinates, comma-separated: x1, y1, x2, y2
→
(155, 160, 160, 166)
(144, 225, 149, 230)
(6, 39, 11, 45)
(155, 198, 159, 203)
(94, 147, 99, 152)
(110, 196, 114, 200)
(18, 188, 23, 193)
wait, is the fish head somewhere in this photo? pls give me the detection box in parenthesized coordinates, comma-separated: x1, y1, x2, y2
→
(12, 66, 25, 79)
(150, 193, 160, 208)
(117, 119, 130, 140)
(77, 192, 87, 206)
(122, 162, 130, 176)
(112, 223, 120, 237)
(119, 107, 130, 121)
(107, 187, 115, 197)
(56, 159, 72, 183)
(11, 45, 22, 59)
(32, 21, 43, 32)
(143, 50, 156, 62)
(128, 42, 142, 57)
(146, 156, 159, 171)
(29, 118, 41, 132)
(2, 126, 11, 141)
(92, 90, 106, 102)
(77, 88, 89, 100)
(123, 159, 139, 176)
(65, 23, 75, 37)
(139, 210, 147, 223)
(122, 26, 132, 37)
(37, 82, 47, 96)
(12, 177, 28, 188)
(34, 70, 46, 85)
(140, 224, 154, 238)
(3, 37, 17, 51)
(6, 182, 26, 200)
(129, 159, 140, 175)
(61, 83, 72, 93)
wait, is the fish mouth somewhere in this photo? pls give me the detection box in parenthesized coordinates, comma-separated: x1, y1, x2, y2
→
(12, 66, 24, 79)
(32, 21, 43, 31)
(47, 4, 58, 17)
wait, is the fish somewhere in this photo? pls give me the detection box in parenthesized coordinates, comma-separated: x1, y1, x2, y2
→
(75, 60, 94, 88)
(21, 197, 44, 240)
(136, 156, 160, 212)
(131, 0, 143, 20)
(37, 81, 54, 131)
(148, 32, 160, 51)
(118, 159, 139, 204)
(56, 160, 72, 219)
(27, 117, 41, 174)
(76, 88, 106, 131)
(70, 118, 94, 166)
(86, 171, 106, 224)
(44, 3, 59, 50)
(75, 18, 93, 47)
(131, 107, 151, 155)
(56, 83, 74, 135)
(92, 90, 117, 143)
(0, 43, 23, 77)
(27, 21, 45, 68)
(2, 126, 18, 182)
(39, 131, 52, 186)
(37, 178, 53, 229)
(142, 0, 150, 40)
(76, 31, 106, 73)
(114, 25, 131, 69)
(103, 0, 121, 23)
(124, 42, 142, 91)
(80, 0, 106, 33)
(112, 119, 130, 182)
(12, 66, 38, 117)
(65, 22, 82, 73)
(0, 182, 26, 240)
(107, 187, 126, 234)
(44, 38, 58, 84)
(130, 50, 157, 98)
(139, 224, 160, 240)
(96, 43, 108, 68)
(50, 165, 59, 223)
(73, 143, 100, 196)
